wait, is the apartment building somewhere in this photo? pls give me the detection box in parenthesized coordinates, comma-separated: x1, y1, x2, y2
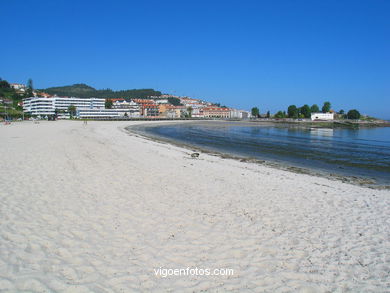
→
(159, 104, 185, 118)
(77, 108, 138, 119)
(133, 99, 159, 117)
(23, 96, 105, 116)
(202, 107, 231, 118)
(112, 99, 141, 116)
(23, 97, 55, 116)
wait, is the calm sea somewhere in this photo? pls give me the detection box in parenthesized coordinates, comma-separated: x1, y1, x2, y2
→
(131, 121, 390, 185)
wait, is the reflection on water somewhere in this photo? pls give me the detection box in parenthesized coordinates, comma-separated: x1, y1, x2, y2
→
(309, 128, 334, 137)
(138, 122, 390, 184)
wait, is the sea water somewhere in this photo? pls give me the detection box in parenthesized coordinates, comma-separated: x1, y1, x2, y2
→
(132, 121, 390, 185)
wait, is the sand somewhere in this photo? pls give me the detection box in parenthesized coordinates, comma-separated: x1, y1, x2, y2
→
(0, 120, 389, 292)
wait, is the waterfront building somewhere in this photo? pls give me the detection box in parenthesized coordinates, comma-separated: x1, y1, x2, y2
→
(23, 96, 105, 117)
(191, 108, 204, 118)
(202, 107, 231, 118)
(111, 98, 126, 107)
(141, 103, 159, 117)
(230, 109, 251, 119)
(112, 99, 141, 116)
(311, 112, 334, 121)
(77, 108, 139, 119)
(133, 99, 159, 117)
(159, 104, 185, 118)
(53, 97, 105, 111)
(22, 97, 56, 116)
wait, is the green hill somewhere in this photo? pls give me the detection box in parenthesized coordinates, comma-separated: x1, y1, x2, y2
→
(0, 78, 25, 118)
(41, 83, 162, 99)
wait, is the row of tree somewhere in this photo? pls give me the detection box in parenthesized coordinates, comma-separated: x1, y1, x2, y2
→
(251, 101, 361, 120)
(286, 102, 331, 119)
(42, 83, 162, 99)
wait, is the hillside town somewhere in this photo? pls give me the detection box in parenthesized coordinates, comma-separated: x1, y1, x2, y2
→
(10, 82, 251, 120)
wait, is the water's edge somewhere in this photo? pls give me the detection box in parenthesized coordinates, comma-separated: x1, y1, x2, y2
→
(124, 122, 390, 190)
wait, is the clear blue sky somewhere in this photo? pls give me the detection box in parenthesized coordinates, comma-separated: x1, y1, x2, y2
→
(2, 0, 389, 118)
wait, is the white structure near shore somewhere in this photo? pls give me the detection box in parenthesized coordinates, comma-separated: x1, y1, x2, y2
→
(112, 100, 140, 116)
(311, 112, 334, 121)
(23, 97, 56, 116)
(77, 108, 140, 119)
(23, 96, 141, 118)
(230, 109, 251, 119)
(23, 96, 105, 116)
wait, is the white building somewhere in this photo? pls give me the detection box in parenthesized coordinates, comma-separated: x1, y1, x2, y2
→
(53, 97, 104, 111)
(23, 96, 105, 117)
(311, 112, 334, 121)
(230, 109, 251, 119)
(180, 97, 208, 108)
(22, 97, 56, 116)
(112, 100, 141, 116)
(154, 99, 169, 104)
(10, 83, 26, 91)
(191, 108, 203, 118)
(77, 108, 140, 119)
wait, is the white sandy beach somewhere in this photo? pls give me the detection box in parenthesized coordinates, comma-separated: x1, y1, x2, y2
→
(0, 120, 389, 292)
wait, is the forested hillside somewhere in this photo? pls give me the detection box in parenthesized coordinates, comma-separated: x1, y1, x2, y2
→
(42, 83, 161, 99)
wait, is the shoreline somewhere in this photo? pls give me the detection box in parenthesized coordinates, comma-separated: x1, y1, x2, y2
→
(126, 121, 390, 190)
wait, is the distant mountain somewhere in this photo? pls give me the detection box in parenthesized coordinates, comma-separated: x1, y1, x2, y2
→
(40, 83, 161, 99)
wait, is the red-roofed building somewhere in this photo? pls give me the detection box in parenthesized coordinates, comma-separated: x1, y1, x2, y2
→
(159, 104, 186, 118)
(141, 103, 159, 117)
(133, 99, 155, 104)
(110, 98, 126, 103)
(132, 99, 159, 117)
(37, 92, 52, 98)
(202, 107, 231, 118)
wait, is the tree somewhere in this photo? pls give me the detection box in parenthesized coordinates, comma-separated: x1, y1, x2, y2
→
(300, 104, 311, 118)
(339, 109, 345, 115)
(187, 106, 193, 118)
(274, 111, 286, 118)
(105, 99, 113, 109)
(310, 104, 320, 113)
(251, 107, 260, 118)
(26, 78, 34, 97)
(0, 79, 10, 89)
(167, 97, 182, 106)
(322, 101, 331, 113)
(266, 111, 270, 118)
(347, 109, 361, 120)
(27, 79, 33, 90)
(287, 105, 298, 118)
(68, 105, 77, 118)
